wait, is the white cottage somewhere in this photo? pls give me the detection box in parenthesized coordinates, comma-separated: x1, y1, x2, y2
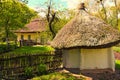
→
(51, 3, 120, 72)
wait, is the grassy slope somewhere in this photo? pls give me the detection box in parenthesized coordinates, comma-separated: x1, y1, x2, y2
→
(0, 45, 55, 58)
(10, 46, 55, 54)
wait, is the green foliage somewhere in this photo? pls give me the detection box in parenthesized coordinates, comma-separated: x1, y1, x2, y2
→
(113, 46, 120, 52)
(32, 72, 86, 80)
(37, 64, 47, 75)
(24, 67, 33, 77)
(44, 12, 73, 40)
(0, 43, 17, 53)
(115, 60, 120, 69)
(52, 17, 71, 34)
(0, 45, 54, 58)
(0, 0, 37, 47)
(0, 0, 37, 29)
(9, 45, 54, 54)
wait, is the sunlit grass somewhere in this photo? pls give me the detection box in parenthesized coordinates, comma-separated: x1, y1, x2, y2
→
(10, 45, 55, 54)
(32, 72, 86, 80)
(0, 45, 55, 58)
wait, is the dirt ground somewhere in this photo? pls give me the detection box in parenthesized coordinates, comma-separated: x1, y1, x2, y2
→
(56, 53, 120, 80)
(57, 68, 120, 80)
(82, 53, 120, 80)
(82, 69, 120, 80)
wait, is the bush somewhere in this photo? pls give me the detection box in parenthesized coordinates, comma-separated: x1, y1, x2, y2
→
(116, 60, 120, 69)
(24, 67, 33, 78)
(113, 47, 120, 52)
(37, 64, 47, 75)
(0, 44, 17, 54)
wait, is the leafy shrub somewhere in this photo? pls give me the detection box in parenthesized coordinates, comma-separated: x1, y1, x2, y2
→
(115, 60, 120, 69)
(0, 44, 17, 54)
(113, 47, 120, 52)
(24, 67, 33, 78)
(37, 64, 47, 75)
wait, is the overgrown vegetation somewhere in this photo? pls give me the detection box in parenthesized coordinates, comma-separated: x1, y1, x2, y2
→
(0, 45, 54, 58)
(24, 66, 34, 78)
(0, 46, 62, 79)
(37, 64, 47, 75)
(0, 42, 17, 54)
(113, 46, 120, 52)
(24, 64, 48, 79)
(0, 0, 37, 49)
(116, 60, 120, 69)
(32, 72, 86, 80)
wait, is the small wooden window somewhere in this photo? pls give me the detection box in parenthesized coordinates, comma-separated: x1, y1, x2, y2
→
(21, 35, 24, 40)
(28, 35, 31, 40)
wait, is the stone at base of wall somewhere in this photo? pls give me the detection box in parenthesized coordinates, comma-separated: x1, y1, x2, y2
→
(63, 68, 114, 74)
(80, 68, 114, 73)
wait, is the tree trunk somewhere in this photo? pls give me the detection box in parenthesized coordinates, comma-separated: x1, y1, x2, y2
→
(49, 23, 55, 38)
(46, 0, 56, 39)
(5, 26, 9, 50)
(4, 18, 9, 50)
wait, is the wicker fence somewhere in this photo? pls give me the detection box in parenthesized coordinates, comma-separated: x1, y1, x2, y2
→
(0, 50, 62, 79)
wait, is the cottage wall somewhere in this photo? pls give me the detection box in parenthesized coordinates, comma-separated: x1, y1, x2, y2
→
(63, 48, 115, 71)
(63, 49, 80, 68)
(80, 48, 115, 71)
(16, 33, 39, 41)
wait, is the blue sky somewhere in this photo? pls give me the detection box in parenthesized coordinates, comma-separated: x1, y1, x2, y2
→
(27, 0, 67, 10)
(27, 0, 116, 12)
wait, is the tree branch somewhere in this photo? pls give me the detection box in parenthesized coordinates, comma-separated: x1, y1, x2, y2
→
(100, 0, 107, 22)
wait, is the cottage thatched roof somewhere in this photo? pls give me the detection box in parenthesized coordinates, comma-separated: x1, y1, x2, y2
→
(51, 10, 120, 49)
(15, 18, 46, 33)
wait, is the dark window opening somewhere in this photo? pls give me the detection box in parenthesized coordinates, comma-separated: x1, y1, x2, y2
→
(21, 35, 24, 40)
(28, 35, 31, 40)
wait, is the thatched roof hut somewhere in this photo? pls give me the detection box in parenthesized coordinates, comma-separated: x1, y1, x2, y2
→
(51, 3, 120, 72)
(15, 18, 46, 33)
(51, 5, 120, 49)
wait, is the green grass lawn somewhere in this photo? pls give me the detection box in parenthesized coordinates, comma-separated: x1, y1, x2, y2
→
(32, 72, 86, 80)
(0, 45, 55, 58)
(10, 45, 54, 54)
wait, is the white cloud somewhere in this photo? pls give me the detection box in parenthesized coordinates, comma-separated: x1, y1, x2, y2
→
(118, 14, 120, 18)
(62, 0, 118, 9)
(62, 0, 84, 9)
(32, 7, 46, 17)
(105, 0, 115, 7)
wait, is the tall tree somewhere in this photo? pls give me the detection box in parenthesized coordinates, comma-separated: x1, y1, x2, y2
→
(94, 0, 108, 22)
(93, 0, 120, 29)
(113, 0, 119, 27)
(0, 0, 37, 49)
(46, 0, 56, 39)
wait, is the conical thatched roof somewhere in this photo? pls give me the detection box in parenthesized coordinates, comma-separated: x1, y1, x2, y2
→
(51, 9, 120, 49)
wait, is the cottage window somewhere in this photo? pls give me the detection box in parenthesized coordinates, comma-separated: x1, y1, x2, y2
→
(28, 35, 31, 40)
(21, 35, 24, 40)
